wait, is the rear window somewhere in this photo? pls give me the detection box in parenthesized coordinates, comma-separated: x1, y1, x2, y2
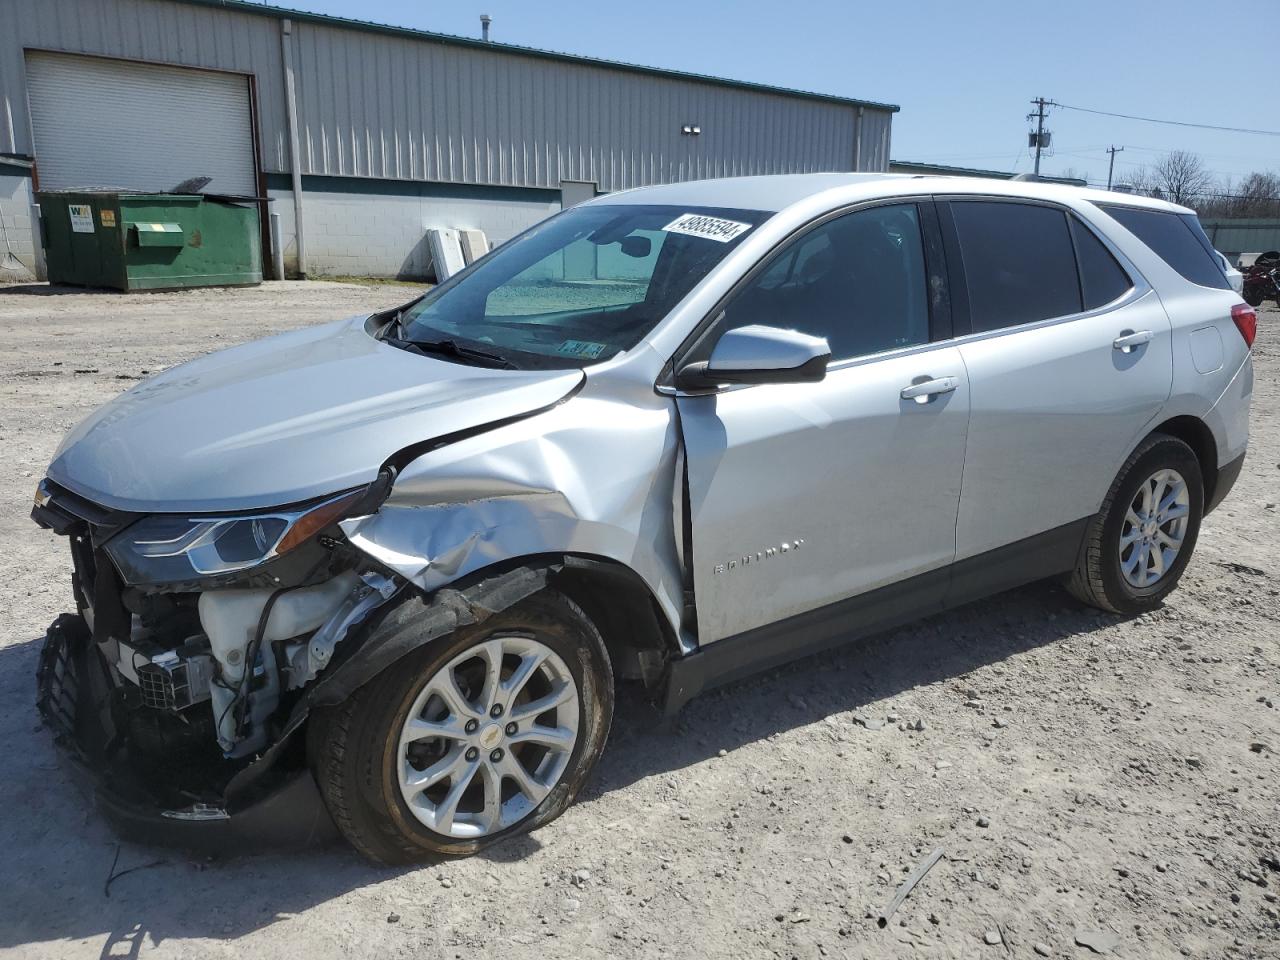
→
(1070, 218, 1133, 309)
(951, 201, 1082, 332)
(1098, 205, 1230, 291)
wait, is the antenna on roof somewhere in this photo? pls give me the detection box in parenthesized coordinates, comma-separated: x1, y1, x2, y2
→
(480, 14, 492, 42)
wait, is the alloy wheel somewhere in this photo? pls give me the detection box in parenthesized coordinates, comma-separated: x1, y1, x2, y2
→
(1119, 468, 1190, 589)
(396, 634, 579, 838)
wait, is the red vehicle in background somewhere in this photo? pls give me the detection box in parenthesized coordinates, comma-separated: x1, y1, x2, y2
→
(1242, 251, 1280, 307)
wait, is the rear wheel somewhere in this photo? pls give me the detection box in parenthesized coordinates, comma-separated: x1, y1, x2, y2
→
(311, 589, 613, 863)
(1242, 285, 1264, 308)
(1067, 433, 1203, 615)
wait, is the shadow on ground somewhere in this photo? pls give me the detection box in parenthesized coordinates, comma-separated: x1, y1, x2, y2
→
(0, 283, 117, 296)
(0, 579, 1117, 952)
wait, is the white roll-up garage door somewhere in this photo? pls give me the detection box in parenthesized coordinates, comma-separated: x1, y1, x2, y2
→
(26, 52, 256, 196)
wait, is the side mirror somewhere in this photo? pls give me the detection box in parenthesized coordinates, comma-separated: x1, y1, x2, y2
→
(676, 325, 831, 390)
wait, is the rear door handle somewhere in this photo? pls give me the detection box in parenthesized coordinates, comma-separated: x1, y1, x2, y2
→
(900, 376, 959, 402)
(1113, 329, 1153, 352)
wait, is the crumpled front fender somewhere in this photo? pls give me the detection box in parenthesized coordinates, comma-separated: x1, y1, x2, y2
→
(339, 378, 685, 636)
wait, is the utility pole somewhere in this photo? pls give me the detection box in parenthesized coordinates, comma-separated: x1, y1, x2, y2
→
(1027, 97, 1054, 176)
(1106, 145, 1124, 190)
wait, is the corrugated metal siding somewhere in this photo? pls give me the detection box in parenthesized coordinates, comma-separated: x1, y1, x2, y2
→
(26, 51, 256, 194)
(287, 20, 886, 191)
(1201, 219, 1280, 258)
(1, 0, 894, 189)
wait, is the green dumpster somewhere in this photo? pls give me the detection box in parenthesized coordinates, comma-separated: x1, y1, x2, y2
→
(38, 191, 262, 291)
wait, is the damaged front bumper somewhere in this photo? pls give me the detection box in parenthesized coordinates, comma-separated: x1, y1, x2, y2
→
(36, 613, 339, 853)
(35, 546, 562, 852)
(29, 477, 408, 853)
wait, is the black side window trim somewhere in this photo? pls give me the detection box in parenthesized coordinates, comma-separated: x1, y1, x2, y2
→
(934, 200, 971, 337)
(663, 197, 956, 384)
(917, 200, 953, 343)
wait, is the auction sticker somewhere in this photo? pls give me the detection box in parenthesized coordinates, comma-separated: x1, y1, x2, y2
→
(68, 204, 95, 233)
(556, 339, 609, 359)
(662, 213, 752, 243)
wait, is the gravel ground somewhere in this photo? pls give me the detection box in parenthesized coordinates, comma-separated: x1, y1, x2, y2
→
(0, 282, 1276, 960)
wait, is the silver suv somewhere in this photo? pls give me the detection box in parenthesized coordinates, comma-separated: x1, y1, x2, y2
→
(33, 174, 1254, 862)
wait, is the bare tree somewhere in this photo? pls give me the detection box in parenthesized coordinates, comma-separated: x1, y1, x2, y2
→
(1194, 171, 1280, 218)
(1150, 150, 1213, 207)
(1116, 164, 1154, 196)
(1053, 166, 1089, 185)
(1228, 171, 1280, 217)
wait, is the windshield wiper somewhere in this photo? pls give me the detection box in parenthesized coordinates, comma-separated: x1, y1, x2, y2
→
(384, 334, 519, 370)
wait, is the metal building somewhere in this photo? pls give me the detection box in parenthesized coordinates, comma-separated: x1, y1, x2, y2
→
(0, 0, 897, 280)
(1199, 219, 1280, 264)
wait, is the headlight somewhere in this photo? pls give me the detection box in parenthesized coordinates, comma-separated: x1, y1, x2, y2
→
(104, 488, 368, 585)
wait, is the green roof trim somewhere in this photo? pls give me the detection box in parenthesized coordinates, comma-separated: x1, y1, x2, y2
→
(890, 160, 1087, 187)
(182, 0, 899, 112)
(889, 160, 1018, 179)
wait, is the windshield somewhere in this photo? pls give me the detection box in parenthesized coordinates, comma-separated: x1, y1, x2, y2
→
(396, 204, 770, 369)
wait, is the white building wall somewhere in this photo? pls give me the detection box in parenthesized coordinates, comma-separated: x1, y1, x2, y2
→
(268, 179, 560, 279)
(0, 166, 37, 281)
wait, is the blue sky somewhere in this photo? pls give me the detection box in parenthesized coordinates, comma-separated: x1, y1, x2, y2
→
(271, 0, 1280, 190)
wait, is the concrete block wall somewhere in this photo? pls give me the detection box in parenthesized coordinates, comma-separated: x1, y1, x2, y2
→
(0, 165, 38, 281)
(267, 175, 560, 279)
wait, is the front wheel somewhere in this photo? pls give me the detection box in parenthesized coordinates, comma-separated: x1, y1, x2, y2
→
(311, 588, 613, 863)
(1067, 433, 1203, 615)
(1242, 285, 1264, 308)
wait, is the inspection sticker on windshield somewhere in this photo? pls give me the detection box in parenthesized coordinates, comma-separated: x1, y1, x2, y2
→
(662, 213, 752, 243)
(556, 340, 609, 359)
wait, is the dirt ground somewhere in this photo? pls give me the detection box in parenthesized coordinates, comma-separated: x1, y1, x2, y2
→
(0, 281, 1276, 960)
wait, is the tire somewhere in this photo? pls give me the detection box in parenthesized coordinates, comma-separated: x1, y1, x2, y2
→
(1242, 285, 1264, 308)
(310, 588, 613, 864)
(1067, 433, 1204, 615)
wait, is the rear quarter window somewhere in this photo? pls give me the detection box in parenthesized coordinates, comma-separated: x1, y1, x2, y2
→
(1097, 204, 1230, 291)
(1069, 217, 1133, 309)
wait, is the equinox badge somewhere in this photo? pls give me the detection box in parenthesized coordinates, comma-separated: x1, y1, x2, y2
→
(714, 539, 806, 575)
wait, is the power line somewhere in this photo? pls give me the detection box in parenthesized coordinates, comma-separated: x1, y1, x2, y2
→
(1055, 103, 1280, 137)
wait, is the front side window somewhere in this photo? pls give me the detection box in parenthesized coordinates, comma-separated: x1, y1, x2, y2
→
(950, 200, 1082, 332)
(718, 203, 930, 361)
(1097, 204, 1230, 291)
(398, 204, 770, 369)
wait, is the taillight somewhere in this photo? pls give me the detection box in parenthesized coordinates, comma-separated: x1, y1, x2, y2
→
(1232, 303, 1257, 348)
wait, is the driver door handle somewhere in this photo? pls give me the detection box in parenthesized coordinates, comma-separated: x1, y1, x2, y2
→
(900, 376, 959, 401)
(1113, 329, 1153, 352)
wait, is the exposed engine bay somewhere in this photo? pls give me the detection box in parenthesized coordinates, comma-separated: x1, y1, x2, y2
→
(30, 464, 588, 848)
(31, 473, 408, 830)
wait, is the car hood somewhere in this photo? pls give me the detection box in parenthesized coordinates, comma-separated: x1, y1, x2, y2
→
(47, 316, 584, 512)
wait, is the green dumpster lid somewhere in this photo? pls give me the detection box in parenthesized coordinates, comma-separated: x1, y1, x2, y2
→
(119, 193, 204, 201)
